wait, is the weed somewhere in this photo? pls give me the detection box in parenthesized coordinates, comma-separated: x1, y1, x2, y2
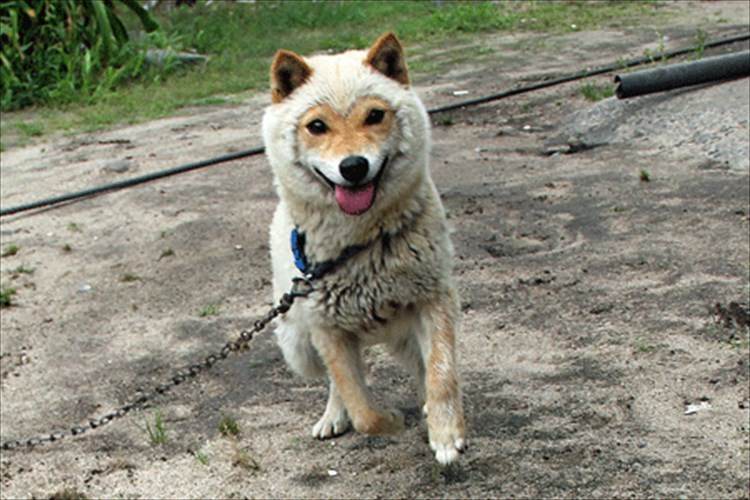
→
(436, 115, 454, 127)
(67, 222, 82, 232)
(120, 273, 141, 283)
(639, 169, 651, 182)
(219, 414, 240, 437)
(634, 342, 657, 353)
(579, 82, 614, 102)
(643, 31, 668, 66)
(693, 29, 707, 60)
(62, 244, 73, 253)
(1, 244, 19, 257)
(232, 447, 260, 472)
(10, 265, 34, 277)
(159, 248, 175, 260)
(286, 436, 306, 451)
(48, 488, 89, 500)
(194, 450, 209, 465)
(199, 304, 220, 317)
(144, 410, 168, 446)
(0, 287, 17, 307)
(15, 121, 43, 137)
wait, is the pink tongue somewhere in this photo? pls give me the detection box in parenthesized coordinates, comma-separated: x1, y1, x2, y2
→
(334, 182, 376, 215)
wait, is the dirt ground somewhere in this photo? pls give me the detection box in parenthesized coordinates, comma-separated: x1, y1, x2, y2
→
(1, 2, 749, 498)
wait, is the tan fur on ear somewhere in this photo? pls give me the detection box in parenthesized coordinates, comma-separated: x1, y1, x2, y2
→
(365, 32, 409, 86)
(271, 50, 313, 103)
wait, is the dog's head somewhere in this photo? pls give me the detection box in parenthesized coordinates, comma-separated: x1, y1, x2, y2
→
(262, 33, 430, 218)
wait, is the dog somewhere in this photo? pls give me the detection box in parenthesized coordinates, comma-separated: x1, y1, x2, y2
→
(262, 32, 465, 464)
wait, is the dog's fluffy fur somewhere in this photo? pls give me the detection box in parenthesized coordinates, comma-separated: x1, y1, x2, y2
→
(262, 33, 466, 464)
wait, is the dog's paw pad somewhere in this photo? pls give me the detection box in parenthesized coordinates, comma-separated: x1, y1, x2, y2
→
(312, 411, 350, 439)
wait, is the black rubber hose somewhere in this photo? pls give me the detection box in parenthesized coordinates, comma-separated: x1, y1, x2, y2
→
(615, 50, 750, 98)
(427, 32, 750, 114)
(0, 148, 264, 217)
(1, 31, 748, 218)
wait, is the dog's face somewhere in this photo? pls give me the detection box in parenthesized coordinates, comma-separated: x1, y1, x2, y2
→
(262, 33, 430, 218)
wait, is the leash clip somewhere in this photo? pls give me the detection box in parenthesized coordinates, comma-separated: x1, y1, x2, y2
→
(291, 276, 314, 298)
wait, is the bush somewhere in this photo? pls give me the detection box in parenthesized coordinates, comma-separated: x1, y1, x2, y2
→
(0, 0, 160, 110)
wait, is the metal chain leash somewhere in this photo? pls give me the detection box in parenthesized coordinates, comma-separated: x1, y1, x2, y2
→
(0, 278, 314, 451)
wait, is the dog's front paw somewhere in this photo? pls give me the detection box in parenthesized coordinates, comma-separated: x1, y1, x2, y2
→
(427, 405, 466, 465)
(430, 433, 466, 465)
(312, 407, 350, 439)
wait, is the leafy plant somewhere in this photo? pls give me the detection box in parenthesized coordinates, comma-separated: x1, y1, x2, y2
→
(1, 0, 160, 110)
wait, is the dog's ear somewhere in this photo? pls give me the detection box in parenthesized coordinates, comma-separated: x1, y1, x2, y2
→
(365, 32, 409, 86)
(270, 50, 313, 103)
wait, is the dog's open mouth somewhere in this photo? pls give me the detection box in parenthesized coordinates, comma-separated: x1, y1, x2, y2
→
(314, 156, 388, 216)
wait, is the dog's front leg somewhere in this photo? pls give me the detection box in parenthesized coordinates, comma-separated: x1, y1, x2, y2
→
(421, 295, 467, 464)
(312, 378, 350, 439)
(311, 328, 404, 436)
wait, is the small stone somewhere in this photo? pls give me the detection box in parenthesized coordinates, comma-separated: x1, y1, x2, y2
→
(102, 159, 131, 174)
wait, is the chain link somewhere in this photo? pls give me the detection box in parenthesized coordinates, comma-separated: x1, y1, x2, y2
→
(0, 285, 309, 451)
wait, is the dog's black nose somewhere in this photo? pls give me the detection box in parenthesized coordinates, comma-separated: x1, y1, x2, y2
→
(339, 156, 369, 184)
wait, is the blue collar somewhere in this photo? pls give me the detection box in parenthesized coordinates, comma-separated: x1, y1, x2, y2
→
(290, 226, 370, 281)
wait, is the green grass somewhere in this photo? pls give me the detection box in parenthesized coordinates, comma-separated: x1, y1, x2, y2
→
(1, 244, 19, 257)
(198, 303, 220, 317)
(0, 286, 16, 307)
(639, 169, 651, 182)
(159, 248, 175, 260)
(194, 450, 209, 465)
(10, 265, 34, 276)
(120, 272, 141, 283)
(232, 446, 260, 471)
(15, 121, 44, 137)
(218, 414, 240, 437)
(579, 82, 615, 102)
(0, 1, 663, 148)
(144, 410, 168, 446)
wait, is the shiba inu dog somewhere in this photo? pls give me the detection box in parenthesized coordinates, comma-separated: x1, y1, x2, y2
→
(262, 33, 466, 464)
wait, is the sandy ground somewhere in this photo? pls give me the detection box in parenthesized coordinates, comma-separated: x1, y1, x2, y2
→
(1, 2, 749, 498)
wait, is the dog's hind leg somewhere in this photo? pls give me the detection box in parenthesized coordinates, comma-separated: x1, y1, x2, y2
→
(311, 328, 404, 436)
(418, 292, 467, 465)
(312, 378, 350, 439)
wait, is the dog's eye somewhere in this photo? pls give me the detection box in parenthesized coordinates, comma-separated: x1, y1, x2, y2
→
(364, 109, 385, 126)
(306, 119, 328, 135)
